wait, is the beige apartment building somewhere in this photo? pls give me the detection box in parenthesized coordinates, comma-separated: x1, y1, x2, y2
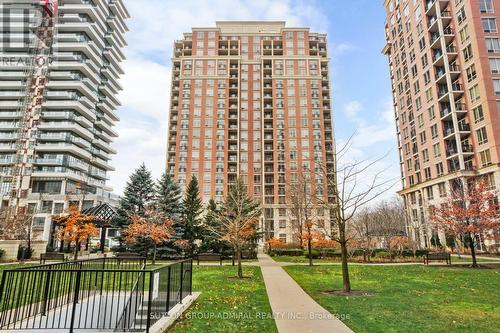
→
(383, 0, 500, 250)
(166, 22, 335, 243)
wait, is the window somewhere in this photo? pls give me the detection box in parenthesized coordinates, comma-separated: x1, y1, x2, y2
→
(480, 149, 492, 166)
(476, 127, 489, 145)
(425, 88, 433, 102)
(32, 217, 45, 229)
(424, 167, 431, 180)
(480, 0, 494, 13)
(490, 58, 500, 73)
(420, 131, 427, 144)
(279, 233, 287, 243)
(41, 201, 53, 213)
(459, 25, 469, 43)
(417, 114, 424, 128)
(482, 18, 497, 33)
(436, 162, 444, 176)
(422, 149, 429, 162)
(493, 79, 500, 94)
(486, 38, 500, 53)
(53, 202, 64, 214)
(457, 8, 467, 24)
(426, 186, 434, 200)
(463, 45, 473, 62)
(433, 143, 441, 157)
(438, 183, 446, 197)
(473, 105, 484, 123)
(428, 106, 435, 119)
(430, 124, 438, 138)
(466, 64, 477, 82)
(469, 84, 480, 102)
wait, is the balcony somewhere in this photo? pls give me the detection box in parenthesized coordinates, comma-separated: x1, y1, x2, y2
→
(425, 0, 448, 16)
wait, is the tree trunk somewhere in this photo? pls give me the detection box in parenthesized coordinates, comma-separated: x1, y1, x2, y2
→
(339, 227, 351, 292)
(469, 233, 478, 268)
(152, 243, 157, 265)
(307, 236, 313, 266)
(74, 240, 79, 261)
(236, 247, 243, 278)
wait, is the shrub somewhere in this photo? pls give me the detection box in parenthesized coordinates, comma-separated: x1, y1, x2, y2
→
(304, 249, 320, 259)
(0, 249, 4, 259)
(374, 250, 391, 259)
(320, 248, 341, 258)
(270, 248, 303, 256)
(415, 249, 430, 257)
(17, 245, 33, 260)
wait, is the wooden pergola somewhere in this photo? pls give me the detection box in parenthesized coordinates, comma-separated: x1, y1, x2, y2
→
(81, 203, 118, 253)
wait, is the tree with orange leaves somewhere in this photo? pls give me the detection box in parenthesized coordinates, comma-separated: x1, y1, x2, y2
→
(208, 178, 260, 278)
(266, 237, 286, 253)
(430, 178, 499, 267)
(55, 206, 98, 260)
(123, 207, 174, 264)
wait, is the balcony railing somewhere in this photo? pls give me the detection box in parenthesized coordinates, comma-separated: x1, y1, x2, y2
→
(0, 258, 193, 332)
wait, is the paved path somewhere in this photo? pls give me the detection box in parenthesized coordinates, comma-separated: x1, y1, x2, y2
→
(258, 253, 353, 333)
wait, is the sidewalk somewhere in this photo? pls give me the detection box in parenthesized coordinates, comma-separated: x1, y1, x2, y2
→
(258, 253, 353, 333)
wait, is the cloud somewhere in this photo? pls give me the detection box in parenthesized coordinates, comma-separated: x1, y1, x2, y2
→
(342, 100, 363, 118)
(119, 58, 171, 123)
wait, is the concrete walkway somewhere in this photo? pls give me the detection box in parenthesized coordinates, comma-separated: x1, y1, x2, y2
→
(258, 253, 353, 333)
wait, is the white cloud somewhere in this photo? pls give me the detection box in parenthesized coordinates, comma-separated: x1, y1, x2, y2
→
(119, 58, 171, 122)
(342, 100, 363, 118)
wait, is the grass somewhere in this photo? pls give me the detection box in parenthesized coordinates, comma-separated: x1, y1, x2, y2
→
(271, 255, 421, 264)
(284, 264, 500, 333)
(171, 265, 277, 333)
(272, 255, 500, 264)
(450, 255, 500, 263)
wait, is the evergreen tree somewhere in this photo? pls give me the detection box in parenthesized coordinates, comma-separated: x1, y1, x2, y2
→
(156, 173, 182, 220)
(113, 164, 155, 251)
(181, 176, 203, 255)
(199, 199, 231, 254)
(155, 173, 184, 257)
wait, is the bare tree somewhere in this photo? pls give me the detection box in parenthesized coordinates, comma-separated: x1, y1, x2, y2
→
(287, 169, 321, 266)
(351, 208, 376, 262)
(371, 198, 407, 259)
(320, 136, 398, 293)
(0, 206, 34, 241)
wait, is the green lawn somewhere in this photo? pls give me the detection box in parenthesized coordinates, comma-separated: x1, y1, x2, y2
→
(171, 266, 277, 333)
(272, 255, 500, 264)
(284, 264, 500, 333)
(271, 255, 421, 264)
(450, 255, 500, 263)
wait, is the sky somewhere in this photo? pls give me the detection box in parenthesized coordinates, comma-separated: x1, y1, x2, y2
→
(111, 0, 400, 198)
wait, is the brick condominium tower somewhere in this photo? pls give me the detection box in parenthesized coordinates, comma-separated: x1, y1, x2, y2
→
(383, 0, 500, 248)
(167, 22, 334, 242)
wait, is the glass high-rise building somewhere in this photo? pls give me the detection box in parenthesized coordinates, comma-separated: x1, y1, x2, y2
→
(0, 0, 128, 243)
(167, 22, 335, 242)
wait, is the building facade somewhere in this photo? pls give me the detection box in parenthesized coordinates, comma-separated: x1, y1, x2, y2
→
(383, 0, 500, 249)
(0, 0, 128, 243)
(167, 22, 335, 243)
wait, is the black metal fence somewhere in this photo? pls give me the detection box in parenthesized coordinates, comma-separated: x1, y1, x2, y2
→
(0, 257, 193, 332)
